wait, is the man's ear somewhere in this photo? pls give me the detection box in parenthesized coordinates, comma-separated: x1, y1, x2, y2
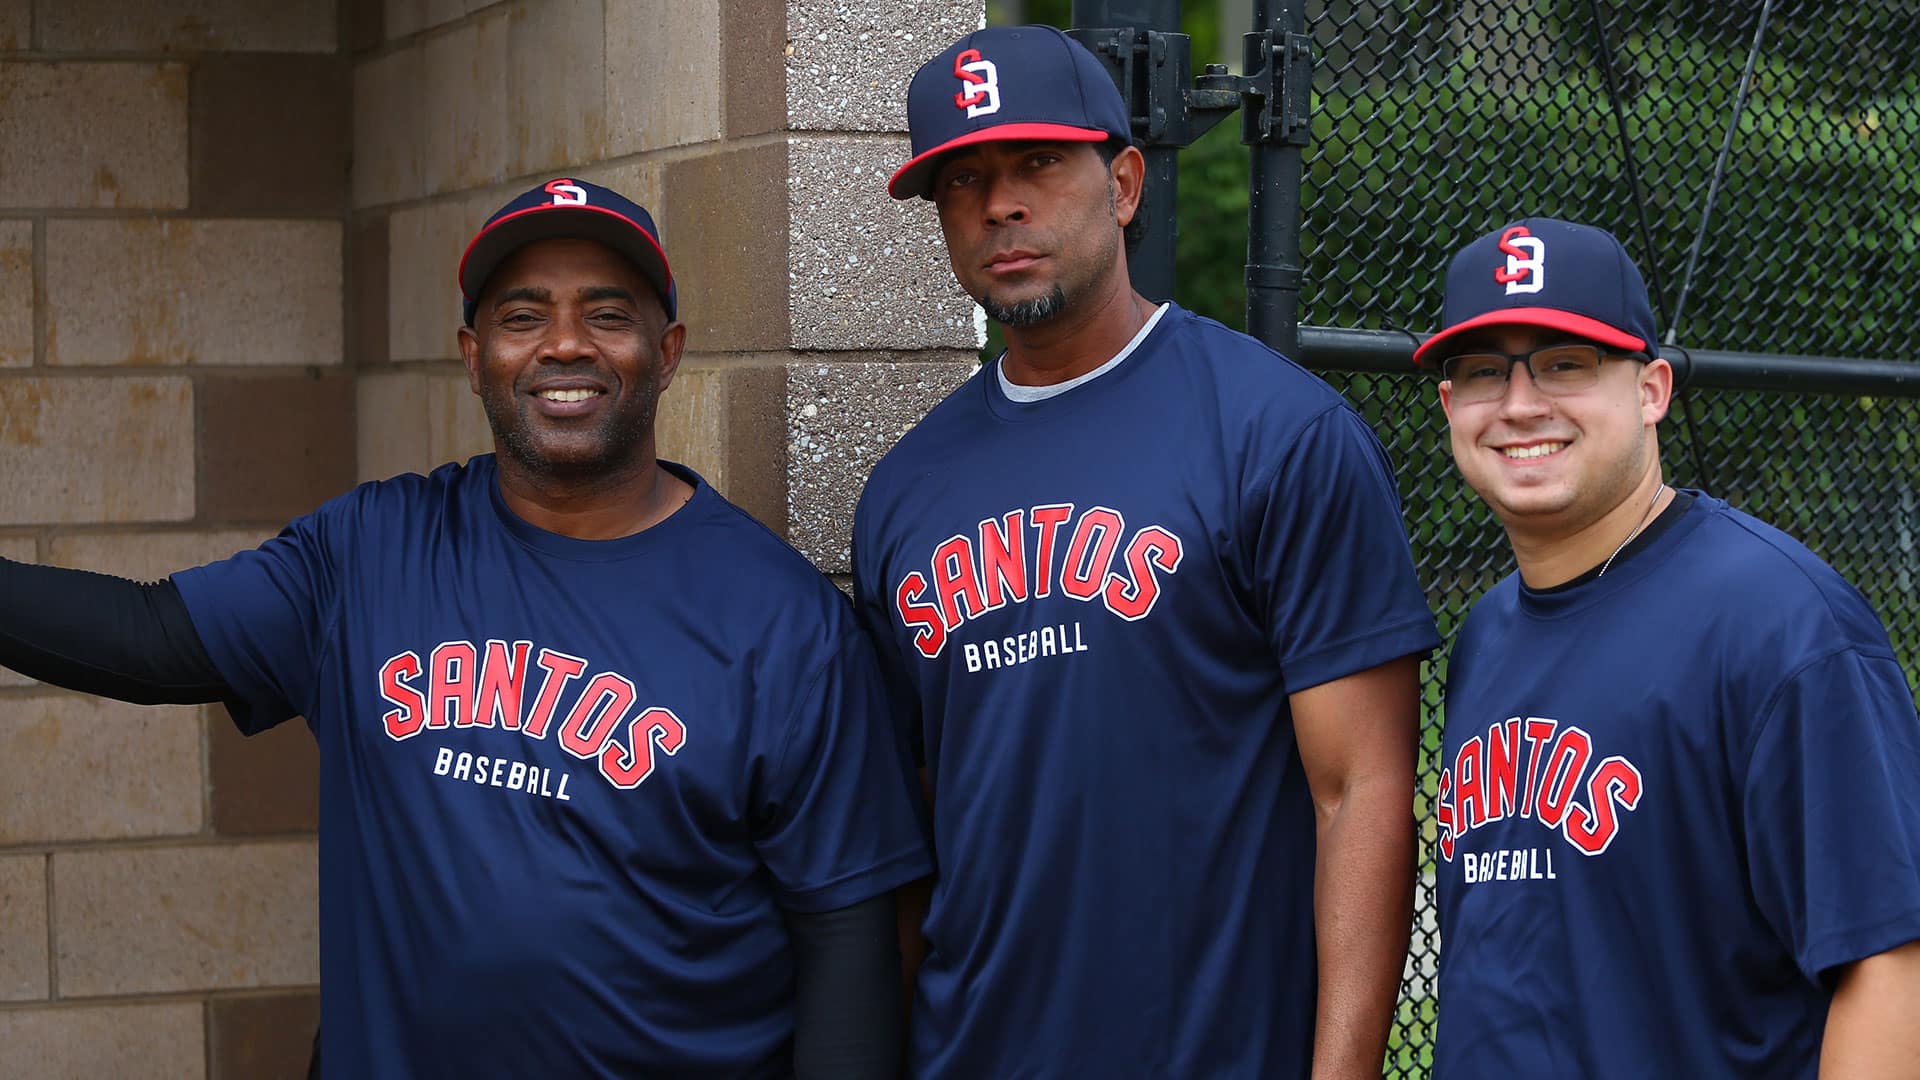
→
(655, 321, 687, 393)
(1109, 144, 1145, 227)
(1640, 357, 1674, 426)
(458, 325, 483, 396)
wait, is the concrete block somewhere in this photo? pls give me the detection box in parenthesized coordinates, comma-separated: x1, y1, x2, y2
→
(355, 369, 491, 482)
(422, 9, 509, 196)
(0, 696, 204, 845)
(788, 136, 975, 350)
(209, 991, 322, 1080)
(388, 193, 492, 363)
(784, 0, 981, 132)
(785, 359, 975, 571)
(351, 46, 426, 207)
(0, 855, 47, 1001)
(0, 376, 195, 525)
(45, 220, 343, 368)
(506, 0, 607, 177)
(605, 0, 722, 154)
(208, 705, 319, 836)
(53, 841, 320, 996)
(0, 220, 28, 367)
(0, 63, 189, 210)
(0, 2, 25, 50)
(721, 0, 785, 137)
(349, 0, 383, 51)
(0, 1003, 203, 1079)
(38, 0, 337, 52)
(661, 142, 789, 352)
(191, 54, 350, 216)
(352, 213, 391, 365)
(197, 373, 357, 524)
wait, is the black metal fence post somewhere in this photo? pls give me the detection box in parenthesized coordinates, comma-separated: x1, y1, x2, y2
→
(1244, 0, 1311, 359)
(1070, 0, 1184, 301)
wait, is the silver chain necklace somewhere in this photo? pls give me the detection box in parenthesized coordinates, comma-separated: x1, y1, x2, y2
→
(1597, 483, 1668, 579)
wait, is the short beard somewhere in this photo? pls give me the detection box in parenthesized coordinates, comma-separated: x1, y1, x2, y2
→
(480, 366, 656, 486)
(982, 285, 1067, 328)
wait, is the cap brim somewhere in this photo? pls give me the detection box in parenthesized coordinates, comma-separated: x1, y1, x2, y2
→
(886, 123, 1114, 200)
(458, 205, 674, 317)
(1412, 308, 1651, 370)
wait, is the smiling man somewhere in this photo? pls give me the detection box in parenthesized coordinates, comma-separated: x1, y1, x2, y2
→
(1422, 218, 1920, 1078)
(853, 25, 1438, 1079)
(0, 179, 930, 1078)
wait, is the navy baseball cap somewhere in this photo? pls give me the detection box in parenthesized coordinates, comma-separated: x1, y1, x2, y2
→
(458, 177, 676, 326)
(1414, 217, 1659, 370)
(888, 24, 1132, 200)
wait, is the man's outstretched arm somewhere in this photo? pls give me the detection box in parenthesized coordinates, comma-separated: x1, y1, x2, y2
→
(0, 557, 230, 703)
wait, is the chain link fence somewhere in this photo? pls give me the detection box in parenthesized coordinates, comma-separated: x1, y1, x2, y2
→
(1296, 2, 1920, 1073)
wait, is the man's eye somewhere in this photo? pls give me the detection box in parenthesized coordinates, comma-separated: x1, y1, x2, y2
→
(501, 312, 540, 326)
(1448, 358, 1505, 381)
(590, 311, 634, 325)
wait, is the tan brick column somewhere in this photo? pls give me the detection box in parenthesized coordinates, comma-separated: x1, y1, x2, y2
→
(0, 1, 342, 1076)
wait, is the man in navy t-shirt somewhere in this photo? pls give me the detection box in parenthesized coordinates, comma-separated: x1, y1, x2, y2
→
(0, 179, 930, 1078)
(1419, 217, 1920, 1077)
(861, 26, 1439, 1078)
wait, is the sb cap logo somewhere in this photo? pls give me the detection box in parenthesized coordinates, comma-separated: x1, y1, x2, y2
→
(953, 48, 1001, 118)
(545, 178, 587, 206)
(1493, 224, 1546, 295)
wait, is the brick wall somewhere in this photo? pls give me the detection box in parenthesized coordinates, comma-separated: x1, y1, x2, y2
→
(3, 1, 984, 1075)
(2, 1, 346, 1075)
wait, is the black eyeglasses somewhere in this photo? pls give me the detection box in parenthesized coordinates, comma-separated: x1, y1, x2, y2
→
(1439, 343, 1650, 404)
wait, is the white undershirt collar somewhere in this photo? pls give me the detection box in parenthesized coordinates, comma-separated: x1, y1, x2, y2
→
(996, 303, 1171, 403)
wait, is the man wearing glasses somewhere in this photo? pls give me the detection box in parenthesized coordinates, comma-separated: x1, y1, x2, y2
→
(1419, 217, 1920, 1077)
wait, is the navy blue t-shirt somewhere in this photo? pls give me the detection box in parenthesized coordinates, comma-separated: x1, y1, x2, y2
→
(1435, 493, 1920, 1078)
(852, 305, 1438, 1078)
(174, 457, 931, 1079)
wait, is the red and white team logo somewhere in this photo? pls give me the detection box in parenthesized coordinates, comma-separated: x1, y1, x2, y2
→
(1492, 224, 1545, 295)
(1438, 715, 1643, 861)
(378, 639, 687, 793)
(953, 48, 1001, 118)
(545, 178, 587, 206)
(894, 502, 1184, 660)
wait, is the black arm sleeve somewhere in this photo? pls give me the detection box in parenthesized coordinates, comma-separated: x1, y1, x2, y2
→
(0, 557, 231, 704)
(784, 892, 906, 1080)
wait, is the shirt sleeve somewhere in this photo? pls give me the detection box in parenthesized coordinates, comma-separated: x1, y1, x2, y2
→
(169, 508, 344, 734)
(1251, 404, 1439, 693)
(754, 628, 932, 913)
(1743, 647, 1920, 982)
(850, 491, 927, 768)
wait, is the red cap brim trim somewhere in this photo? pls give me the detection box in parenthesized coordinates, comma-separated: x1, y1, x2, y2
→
(886, 123, 1115, 199)
(1412, 308, 1651, 369)
(457, 203, 674, 299)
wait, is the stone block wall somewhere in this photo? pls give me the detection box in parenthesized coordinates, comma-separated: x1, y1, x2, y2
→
(0, 1, 345, 1075)
(4, 0, 984, 1074)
